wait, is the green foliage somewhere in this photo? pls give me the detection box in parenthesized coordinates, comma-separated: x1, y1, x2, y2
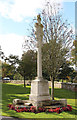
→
(13, 73, 24, 80)
(2, 83, 77, 119)
(1, 54, 19, 79)
(8, 54, 19, 66)
(71, 39, 77, 66)
(42, 42, 68, 79)
(58, 61, 74, 81)
(18, 50, 37, 80)
(2, 62, 16, 79)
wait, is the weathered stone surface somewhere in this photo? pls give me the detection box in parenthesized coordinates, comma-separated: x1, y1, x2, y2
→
(24, 103, 32, 106)
(13, 99, 33, 106)
(22, 100, 32, 103)
(58, 99, 67, 106)
(13, 98, 67, 109)
(44, 105, 62, 109)
(29, 79, 50, 107)
(35, 99, 67, 107)
(13, 99, 23, 105)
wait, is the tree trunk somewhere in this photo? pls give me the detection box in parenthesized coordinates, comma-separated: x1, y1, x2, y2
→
(62, 79, 63, 83)
(24, 76, 26, 87)
(51, 77, 55, 100)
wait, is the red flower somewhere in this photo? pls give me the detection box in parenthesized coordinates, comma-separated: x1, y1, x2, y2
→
(53, 108, 57, 112)
(24, 108, 27, 112)
(20, 109, 23, 112)
(56, 108, 59, 110)
(16, 109, 21, 112)
(55, 107, 62, 114)
(7, 104, 72, 114)
(30, 106, 36, 110)
(62, 107, 67, 111)
(10, 105, 14, 110)
(38, 107, 43, 112)
(7, 104, 11, 108)
(20, 108, 24, 112)
(66, 106, 70, 111)
(48, 109, 53, 112)
(30, 106, 36, 112)
(12, 106, 15, 110)
(67, 105, 72, 111)
(56, 109, 62, 114)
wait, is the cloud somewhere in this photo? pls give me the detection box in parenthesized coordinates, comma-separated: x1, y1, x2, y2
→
(0, 33, 24, 58)
(0, 0, 63, 22)
(0, 0, 44, 22)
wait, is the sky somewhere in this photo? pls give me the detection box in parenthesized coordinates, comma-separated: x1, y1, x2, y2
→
(0, 0, 76, 59)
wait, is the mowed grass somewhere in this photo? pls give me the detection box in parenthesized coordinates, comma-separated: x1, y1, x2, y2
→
(2, 83, 77, 119)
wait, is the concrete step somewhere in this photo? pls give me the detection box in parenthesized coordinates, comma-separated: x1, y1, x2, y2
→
(44, 105, 62, 109)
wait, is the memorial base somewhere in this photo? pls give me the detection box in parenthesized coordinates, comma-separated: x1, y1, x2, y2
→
(29, 77, 51, 108)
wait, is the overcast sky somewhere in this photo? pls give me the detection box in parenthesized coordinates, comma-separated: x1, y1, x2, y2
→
(0, 0, 76, 58)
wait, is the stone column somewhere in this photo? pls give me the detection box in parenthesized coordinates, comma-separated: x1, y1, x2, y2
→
(29, 15, 50, 108)
(35, 15, 43, 80)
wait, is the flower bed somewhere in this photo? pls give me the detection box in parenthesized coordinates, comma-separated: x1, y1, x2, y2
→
(7, 104, 72, 114)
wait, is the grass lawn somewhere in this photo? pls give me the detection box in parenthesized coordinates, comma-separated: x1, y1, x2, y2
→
(2, 83, 77, 119)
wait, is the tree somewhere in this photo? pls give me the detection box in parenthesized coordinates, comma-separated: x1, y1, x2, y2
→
(57, 60, 74, 82)
(2, 54, 19, 79)
(8, 54, 19, 66)
(24, 2, 74, 99)
(42, 42, 69, 99)
(2, 62, 16, 79)
(13, 73, 24, 80)
(41, 2, 74, 100)
(70, 38, 77, 82)
(17, 50, 36, 87)
(0, 46, 9, 62)
(71, 39, 77, 66)
(0, 46, 5, 61)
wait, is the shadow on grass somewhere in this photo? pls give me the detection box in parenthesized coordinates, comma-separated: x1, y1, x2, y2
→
(2, 83, 30, 110)
(2, 83, 30, 94)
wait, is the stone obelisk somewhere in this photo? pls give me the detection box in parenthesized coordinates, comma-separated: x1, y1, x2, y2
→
(29, 15, 50, 108)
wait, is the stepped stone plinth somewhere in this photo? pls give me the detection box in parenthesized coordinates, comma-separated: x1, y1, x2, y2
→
(13, 98, 67, 109)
